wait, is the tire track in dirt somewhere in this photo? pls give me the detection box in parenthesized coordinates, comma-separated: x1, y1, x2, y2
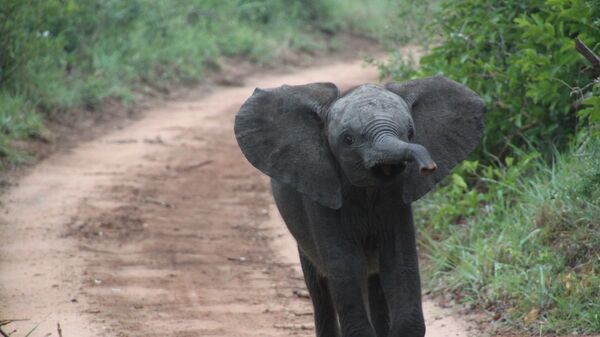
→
(1, 54, 476, 336)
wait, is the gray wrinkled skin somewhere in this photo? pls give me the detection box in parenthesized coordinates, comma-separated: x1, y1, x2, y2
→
(234, 76, 485, 337)
(326, 85, 415, 187)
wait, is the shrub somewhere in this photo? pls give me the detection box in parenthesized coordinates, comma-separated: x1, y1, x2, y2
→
(378, 0, 600, 333)
(0, 0, 361, 164)
(416, 140, 600, 334)
(380, 0, 600, 158)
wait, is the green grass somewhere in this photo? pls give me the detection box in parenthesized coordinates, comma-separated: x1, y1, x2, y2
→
(0, 1, 333, 165)
(0, 93, 42, 166)
(321, 0, 438, 46)
(0, 0, 435, 166)
(415, 139, 600, 334)
(376, 1, 600, 332)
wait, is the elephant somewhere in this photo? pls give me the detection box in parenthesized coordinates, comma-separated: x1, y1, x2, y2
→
(234, 75, 485, 337)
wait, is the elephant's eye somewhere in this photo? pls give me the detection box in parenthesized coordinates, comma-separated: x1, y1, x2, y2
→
(343, 134, 354, 146)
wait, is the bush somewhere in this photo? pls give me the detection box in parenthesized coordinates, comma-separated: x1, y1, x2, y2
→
(380, 0, 600, 158)
(1, 0, 327, 110)
(0, 0, 355, 164)
(416, 141, 599, 334)
(378, 0, 600, 334)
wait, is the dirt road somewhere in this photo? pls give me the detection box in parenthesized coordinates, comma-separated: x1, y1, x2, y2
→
(0, 57, 476, 337)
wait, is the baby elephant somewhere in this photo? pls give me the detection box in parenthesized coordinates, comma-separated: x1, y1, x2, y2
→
(234, 76, 485, 337)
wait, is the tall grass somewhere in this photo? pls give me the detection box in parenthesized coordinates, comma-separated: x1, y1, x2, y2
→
(0, 0, 370, 165)
(415, 139, 600, 334)
(0, 0, 437, 166)
(1, 1, 328, 111)
(376, 1, 600, 332)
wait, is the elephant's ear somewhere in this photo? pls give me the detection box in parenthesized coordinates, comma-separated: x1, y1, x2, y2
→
(386, 75, 485, 203)
(234, 83, 342, 209)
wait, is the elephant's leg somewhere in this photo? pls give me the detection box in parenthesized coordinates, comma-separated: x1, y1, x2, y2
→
(313, 246, 375, 336)
(324, 258, 375, 337)
(299, 250, 340, 337)
(304, 205, 375, 337)
(379, 205, 425, 337)
(367, 274, 389, 337)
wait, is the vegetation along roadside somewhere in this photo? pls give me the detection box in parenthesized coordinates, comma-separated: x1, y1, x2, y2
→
(0, 0, 426, 167)
(376, 0, 599, 335)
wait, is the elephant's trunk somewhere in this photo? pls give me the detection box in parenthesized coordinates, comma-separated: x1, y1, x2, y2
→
(409, 143, 438, 176)
(367, 136, 437, 176)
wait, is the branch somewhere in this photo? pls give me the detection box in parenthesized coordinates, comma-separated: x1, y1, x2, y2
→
(575, 38, 600, 72)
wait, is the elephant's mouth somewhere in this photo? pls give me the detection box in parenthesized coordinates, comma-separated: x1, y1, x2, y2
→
(371, 162, 407, 179)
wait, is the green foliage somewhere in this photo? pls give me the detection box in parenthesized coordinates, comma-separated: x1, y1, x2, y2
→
(1, 0, 331, 111)
(0, 93, 42, 165)
(0, 94, 42, 140)
(378, 0, 600, 333)
(577, 81, 600, 138)
(0, 0, 367, 164)
(1, 0, 432, 165)
(321, 0, 438, 46)
(381, 0, 600, 157)
(416, 141, 600, 334)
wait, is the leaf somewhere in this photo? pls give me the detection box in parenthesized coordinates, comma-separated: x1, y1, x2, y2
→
(462, 160, 479, 173)
(451, 173, 468, 190)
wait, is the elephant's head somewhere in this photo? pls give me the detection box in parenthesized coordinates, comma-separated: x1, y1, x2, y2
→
(234, 76, 485, 209)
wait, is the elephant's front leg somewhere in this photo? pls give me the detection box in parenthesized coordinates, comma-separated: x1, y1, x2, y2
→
(299, 250, 340, 337)
(379, 204, 425, 337)
(323, 252, 376, 337)
(308, 209, 376, 337)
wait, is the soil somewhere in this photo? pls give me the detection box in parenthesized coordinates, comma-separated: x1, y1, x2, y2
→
(0, 51, 480, 337)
